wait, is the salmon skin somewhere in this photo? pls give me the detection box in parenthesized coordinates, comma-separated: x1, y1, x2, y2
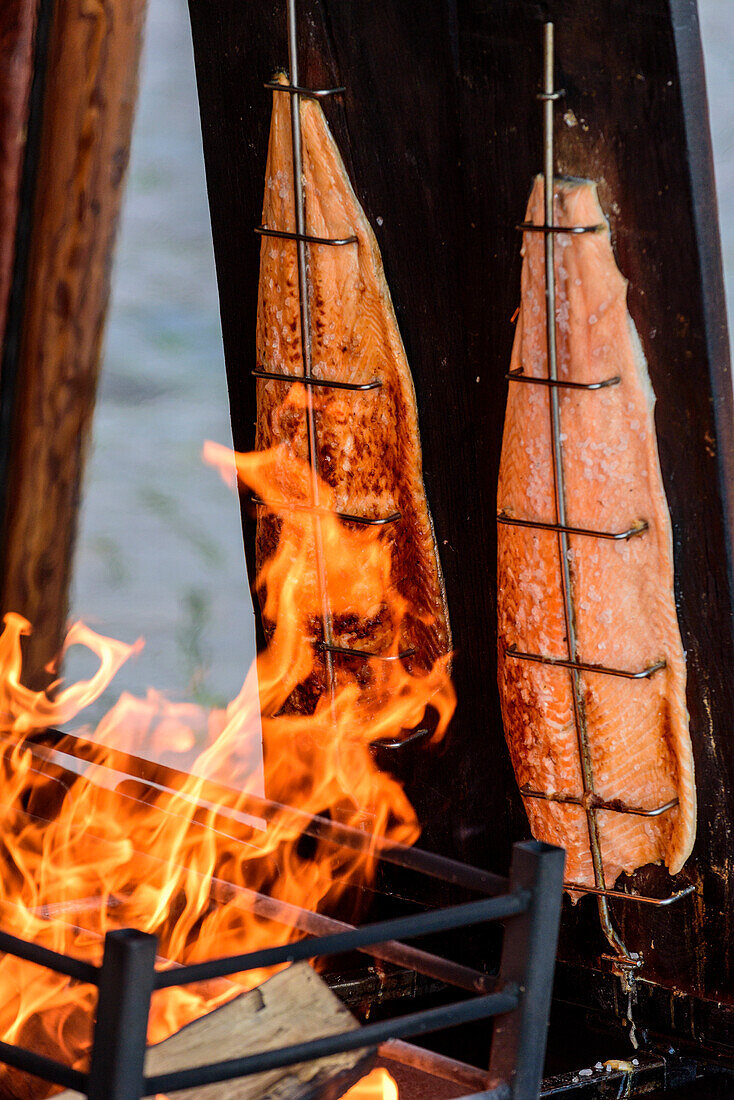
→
(497, 177, 696, 889)
(255, 77, 451, 703)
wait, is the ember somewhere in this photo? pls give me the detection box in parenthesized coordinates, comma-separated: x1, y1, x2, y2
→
(0, 438, 454, 1090)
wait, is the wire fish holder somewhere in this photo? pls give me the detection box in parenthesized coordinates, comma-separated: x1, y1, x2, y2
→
(252, 0, 418, 723)
(497, 22, 694, 982)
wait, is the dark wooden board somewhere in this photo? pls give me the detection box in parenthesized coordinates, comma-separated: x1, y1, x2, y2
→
(187, 0, 734, 1041)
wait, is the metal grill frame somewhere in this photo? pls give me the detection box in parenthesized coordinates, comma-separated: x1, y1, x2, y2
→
(0, 840, 563, 1100)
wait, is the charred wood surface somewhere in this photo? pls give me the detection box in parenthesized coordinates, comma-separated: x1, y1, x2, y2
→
(0, 0, 146, 688)
(187, 0, 734, 1038)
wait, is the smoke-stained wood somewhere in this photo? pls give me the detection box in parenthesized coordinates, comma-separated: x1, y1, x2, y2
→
(187, 0, 734, 1045)
(0, 0, 147, 689)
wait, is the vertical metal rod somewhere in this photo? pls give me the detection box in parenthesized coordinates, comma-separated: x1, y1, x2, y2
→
(540, 24, 632, 970)
(87, 928, 157, 1100)
(286, 0, 338, 711)
(488, 841, 565, 1096)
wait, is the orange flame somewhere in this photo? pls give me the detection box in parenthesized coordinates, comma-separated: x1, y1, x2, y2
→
(0, 438, 454, 1092)
(341, 1067, 399, 1100)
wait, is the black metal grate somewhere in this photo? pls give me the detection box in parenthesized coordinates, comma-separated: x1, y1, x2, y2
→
(0, 839, 563, 1100)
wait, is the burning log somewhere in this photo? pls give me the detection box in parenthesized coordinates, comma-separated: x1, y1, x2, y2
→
(48, 963, 375, 1100)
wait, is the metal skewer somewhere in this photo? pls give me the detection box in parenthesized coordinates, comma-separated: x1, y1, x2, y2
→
(537, 22, 634, 974)
(284, 0, 339, 713)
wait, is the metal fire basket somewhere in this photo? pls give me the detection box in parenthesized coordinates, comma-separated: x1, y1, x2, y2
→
(0, 839, 564, 1100)
(496, 24, 694, 977)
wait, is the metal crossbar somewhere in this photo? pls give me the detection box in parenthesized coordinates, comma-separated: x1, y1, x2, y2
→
(497, 510, 648, 542)
(0, 928, 98, 984)
(250, 494, 402, 527)
(24, 725, 511, 896)
(152, 892, 530, 990)
(0, 840, 564, 1100)
(251, 368, 381, 391)
(505, 366, 620, 390)
(145, 994, 520, 1094)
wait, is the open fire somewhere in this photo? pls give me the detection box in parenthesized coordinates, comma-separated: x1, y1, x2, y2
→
(0, 416, 454, 1094)
(342, 1067, 399, 1100)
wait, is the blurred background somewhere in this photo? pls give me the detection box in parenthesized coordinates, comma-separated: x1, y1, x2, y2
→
(65, 0, 734, 726)
(65, 0, 256, 725)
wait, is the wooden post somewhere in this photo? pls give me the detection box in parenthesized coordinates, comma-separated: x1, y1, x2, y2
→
(0, 0, 147, 688)
(0, 2, 41, 353)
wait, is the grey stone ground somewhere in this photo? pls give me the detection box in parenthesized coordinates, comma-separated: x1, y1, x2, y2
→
(65, 0, 733, 740)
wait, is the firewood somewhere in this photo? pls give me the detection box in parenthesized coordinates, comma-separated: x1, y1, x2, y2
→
(53, 961, 375, 1100)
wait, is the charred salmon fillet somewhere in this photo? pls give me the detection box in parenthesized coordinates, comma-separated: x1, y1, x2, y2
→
(497, 176, 696, 888)
(254, 77, 450, 697)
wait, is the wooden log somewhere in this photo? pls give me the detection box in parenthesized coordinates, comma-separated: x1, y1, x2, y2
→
(54, 962, 375, 1100)
(0, 0, 147, 689)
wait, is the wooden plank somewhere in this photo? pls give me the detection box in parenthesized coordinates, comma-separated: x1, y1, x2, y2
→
(54, 962, 375, 1100)
(187, 0, 734, 1047)
(0, 0, 147, 689)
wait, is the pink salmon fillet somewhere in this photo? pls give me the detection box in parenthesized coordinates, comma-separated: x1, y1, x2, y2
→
(497, 177, 696, 888)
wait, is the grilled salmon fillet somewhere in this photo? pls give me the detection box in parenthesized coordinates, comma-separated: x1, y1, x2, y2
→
(254, 78, 450, 698)
(497, 177, 696, 888)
